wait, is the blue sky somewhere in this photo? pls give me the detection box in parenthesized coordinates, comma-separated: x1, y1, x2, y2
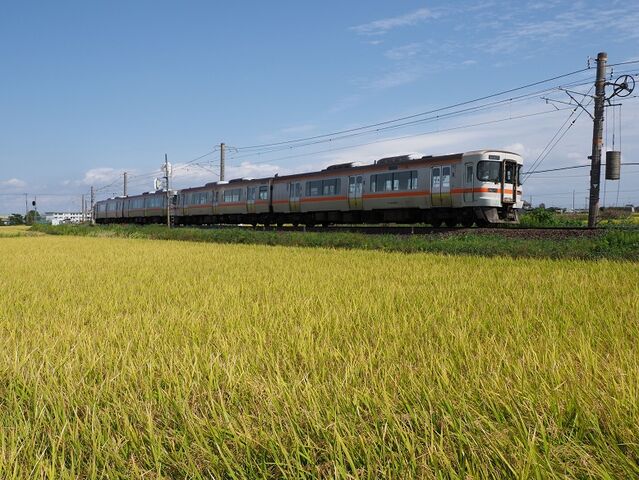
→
(1, 0, 638, 212)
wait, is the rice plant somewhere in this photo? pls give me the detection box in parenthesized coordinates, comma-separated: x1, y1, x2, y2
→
(0, 235, 637, 478)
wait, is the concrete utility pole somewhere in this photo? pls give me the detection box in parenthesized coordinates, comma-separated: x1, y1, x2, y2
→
(90, 186, 95, 225)
(165, 154, 171, 228)
(123, 172, 128, 197)
(588, 52, 607, 227)
(82, 194, 85, 221)
(220, 142, 225, 181)
(24, 193, 28, 217)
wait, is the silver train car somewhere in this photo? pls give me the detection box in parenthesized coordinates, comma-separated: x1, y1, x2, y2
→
(95, 150, 523, 227)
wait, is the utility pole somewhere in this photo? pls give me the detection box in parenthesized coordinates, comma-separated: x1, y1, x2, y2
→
(572, 189, 575, 211)
(220, 142, 225, 181)
(588, 51, 607, 227)
(24, 193, 28, 217)
(82, 194, 85, 222)
(123, 172, 128, 197)
(165, 154, 171, 228)
(90, 186, 95, 225)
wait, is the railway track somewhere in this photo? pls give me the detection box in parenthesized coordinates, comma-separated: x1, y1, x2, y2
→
(184, 224, 605, 239)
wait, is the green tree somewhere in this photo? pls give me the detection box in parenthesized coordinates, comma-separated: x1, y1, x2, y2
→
(24, 210, 42, 225)
(8, 213, 25, 225)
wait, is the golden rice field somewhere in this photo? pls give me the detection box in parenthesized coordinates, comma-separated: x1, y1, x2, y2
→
(0, 234, 638, 478)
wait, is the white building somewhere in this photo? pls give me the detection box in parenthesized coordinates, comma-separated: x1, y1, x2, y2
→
(44, 212, 87, 225)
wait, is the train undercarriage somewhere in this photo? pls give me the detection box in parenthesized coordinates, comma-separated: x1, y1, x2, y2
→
(97, 206, 519, 228)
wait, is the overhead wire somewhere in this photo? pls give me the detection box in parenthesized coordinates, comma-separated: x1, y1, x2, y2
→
(228, 107, 575, 170)
(521, 85, 596, 183)
(233, 67, 592, 152)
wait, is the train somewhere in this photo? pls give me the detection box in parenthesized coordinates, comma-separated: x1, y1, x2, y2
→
(95, 149, 524, 227)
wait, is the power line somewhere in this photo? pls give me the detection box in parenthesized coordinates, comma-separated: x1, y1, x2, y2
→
(523, 162, 639, 175)
(607, 59, 639, 68)
(522, 85, 596, 182)
(227, 106, 574, 169)
(227, 84, 591, 163)
(233, 67, 591, 152)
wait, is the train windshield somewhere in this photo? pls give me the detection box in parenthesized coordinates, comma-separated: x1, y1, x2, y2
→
(477, 161, 501, 183)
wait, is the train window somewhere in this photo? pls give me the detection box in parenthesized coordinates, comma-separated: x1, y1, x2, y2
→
(504, 165, 513, 183)
(432, 168, 441, 189)
(442, 167, 451, 189)
(259, 186, 269, 200)
(394, 171, 412, 191)
(466, 165, 473, 183)
(477, 161, 501, 183)
(306, 180, 322, 196)
(322, 178, 340, 195)
(517, 165, 522, 185)
(223, 188, 241, 202)
(370, 175, 377, 192)
(248, 187, 256, 201)
(410, 172, 418, 189)
(289, 183, 295, 198)
(374, 173, 392, 192)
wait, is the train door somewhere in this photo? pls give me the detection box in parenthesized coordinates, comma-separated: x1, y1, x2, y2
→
(502, 160, 517, 204)
(464, 163, 474, 203)
(212, 190, 219, 215)
(431, 167, 441, 207)
(348, 175, 363, 209)
(289, 182, 301, 212)
(440, 166, 452, 207)
(247, 186, 256, 213)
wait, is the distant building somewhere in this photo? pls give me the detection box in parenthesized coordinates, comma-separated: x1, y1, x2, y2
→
(44, 212, 87, 225)
(0, 214, 9, 226)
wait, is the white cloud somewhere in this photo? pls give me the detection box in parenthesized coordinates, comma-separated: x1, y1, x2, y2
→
(350, 8, 436, 36)
(227, 161, 291, 179)
(384, 43, 422, 61)
(367, 69, 422, 90)
(1, 178, 26, 188)
(479, 5, 639, 54)
(79, 167, 123, 186)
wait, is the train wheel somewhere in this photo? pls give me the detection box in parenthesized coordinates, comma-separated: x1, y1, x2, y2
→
(461, 217, 474, 228)
(431, 219, 442, 228)
(292, 222, 299, 227)
(445, 219, 458, 227)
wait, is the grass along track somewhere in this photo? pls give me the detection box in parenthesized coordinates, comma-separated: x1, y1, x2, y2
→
(32, 223, 639, 260)
(0, 234, 638, 477)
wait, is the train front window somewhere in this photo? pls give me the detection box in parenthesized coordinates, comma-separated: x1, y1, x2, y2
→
(477, 161, 501, 183)
(504, 163, 515, 184)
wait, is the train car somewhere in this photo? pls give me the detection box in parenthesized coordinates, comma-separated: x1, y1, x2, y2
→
(268, 150, 522, 226)
(94, 199, 108, 223)
(176, 183, 216, 225)
(94, 149, 523, 227)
